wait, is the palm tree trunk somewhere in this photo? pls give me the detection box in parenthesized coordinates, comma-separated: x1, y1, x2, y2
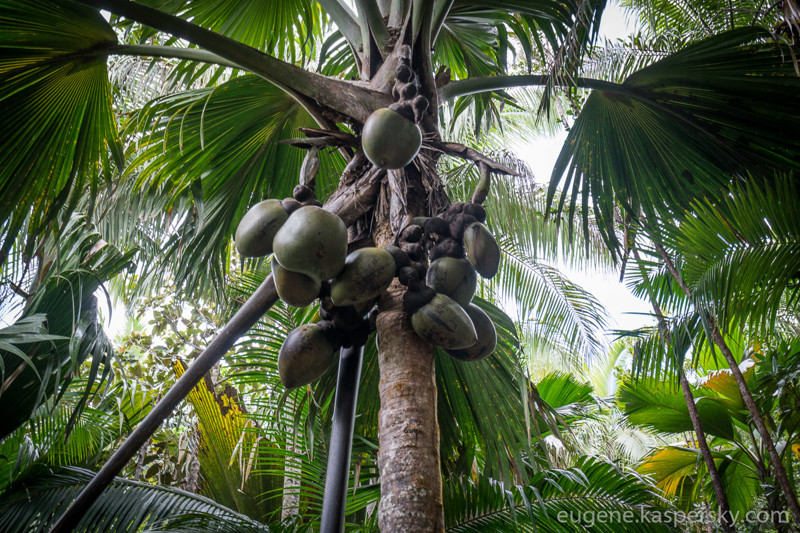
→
(633, 250, 735, 533)
(653, 242, 800, 525)
(375, 280, 445, 532)
(677, 371, 736, 533)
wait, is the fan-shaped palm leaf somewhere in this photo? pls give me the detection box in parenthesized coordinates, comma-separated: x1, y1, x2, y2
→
(0, 0, 120, 261)
(664, 175, 800, 334)
(548, 28, 800, 255)
(115, 74, 345, 299)
(618, 377, 739, 440)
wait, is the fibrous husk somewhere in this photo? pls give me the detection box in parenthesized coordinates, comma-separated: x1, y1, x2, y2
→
(272, 256, 321, 307)
(411, 293, 477, 350)
(426, 257, 477, 307)
(462, 222, 500, 279)
(330, 247, 396, 307)
(445, 304, 496, 361)
(234, 199, 288, 257)
(278, 323, 335, 388)
(361, 108, 422, 169)
(273, 205, 347, 282)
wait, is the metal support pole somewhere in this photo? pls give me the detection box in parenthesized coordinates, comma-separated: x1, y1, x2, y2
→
(50, 276, 279, 533)
(319, 344, 365, 533)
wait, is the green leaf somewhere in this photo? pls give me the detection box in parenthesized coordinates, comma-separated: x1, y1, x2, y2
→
(0, 0, 119, 259)
(0, 216, 134, 440)
(0, 466, 267, 532)
(548, 28, 800, 256)
(445, 456, 678, 532)
(619, 378, 736, 440)
(118, 74, 345, 300)
(668, 175, 800, 334)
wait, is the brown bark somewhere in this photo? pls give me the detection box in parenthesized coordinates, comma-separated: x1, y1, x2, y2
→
(653, 241, 800, 525)
(375, 281, 445, 533)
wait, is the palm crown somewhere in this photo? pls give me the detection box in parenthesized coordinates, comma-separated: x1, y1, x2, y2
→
(1, 0, 799, 531)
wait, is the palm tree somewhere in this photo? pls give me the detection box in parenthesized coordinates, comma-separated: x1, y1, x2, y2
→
(2, 0, 800, 530)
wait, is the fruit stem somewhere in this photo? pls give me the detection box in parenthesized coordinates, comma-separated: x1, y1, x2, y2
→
(471, 162, 491, 205)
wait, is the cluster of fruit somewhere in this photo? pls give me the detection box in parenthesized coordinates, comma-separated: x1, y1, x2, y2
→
(234, 194, 500, 389)
(392, 201, 499, 362)
(235, 196, 393, 389)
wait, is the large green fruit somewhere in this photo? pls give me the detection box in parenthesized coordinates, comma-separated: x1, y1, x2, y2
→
(445, 304, 496, 361)
(278, 323, 335, 388)
(272, 257, 321, 307)
(411, 293, 477, 350)
(462, 222, 500, 279)
(361, 108, 422, 169)
(330, 247, 396, 307)
(273, 206, 348, 282)
(426, 257, 477, 307)
(235, 199, 288, 257)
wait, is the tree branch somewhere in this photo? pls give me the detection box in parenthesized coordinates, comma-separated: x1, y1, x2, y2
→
(73, 0, 391, 122)
(109, 44, 239, 68)
(425, 141, 519, 175)
(431, 0, 454, 43)
(439, 74, 627, 102)
(388, 0, 409, 28)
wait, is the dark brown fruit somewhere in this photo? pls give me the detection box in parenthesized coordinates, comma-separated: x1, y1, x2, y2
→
(399, 224, 424, 243)
(463, 203, 486, 223)
(361, 108, 422, 169)
(281, 197, 303, 215)
(384, 245, 410, 274)
(445, 304, 496, 362)
(448, 214, 479, 241)
(430, 238, 464, 261)
(400, 242, 425, 262)
(235, 199, 288, 257)
(425, 217, 450, 241)
(273, 206, 347, 282)
(278, 323, 335, 388)
(292, 184, 314, 202)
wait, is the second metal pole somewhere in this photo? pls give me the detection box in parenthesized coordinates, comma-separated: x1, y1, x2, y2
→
(319, 344, 365, 533)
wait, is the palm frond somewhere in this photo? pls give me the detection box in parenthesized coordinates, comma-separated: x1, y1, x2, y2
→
(435, 297, 535, 483)
(618, 376, 741, 440)
(498, 241, 609, 364)
(444, 456, 677, 532)
(548, 28, 800, 257)
(439, 155, 613, 271)
(0, 466, 267, 533)
(115, 74, 345, 301)
(0, 216, 134, 440)
(0, 0, 120, 261)
(120, 0, 324, 65)
(623, 0, 784, 40)
(665, 175, 800, 334)
(588, 339, 632, 397)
